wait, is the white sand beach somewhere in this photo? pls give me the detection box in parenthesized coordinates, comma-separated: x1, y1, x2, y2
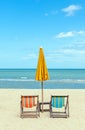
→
(0, 89, 85, 130)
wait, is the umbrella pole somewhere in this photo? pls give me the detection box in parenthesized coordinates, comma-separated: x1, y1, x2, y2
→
(41, 81, 43, 112)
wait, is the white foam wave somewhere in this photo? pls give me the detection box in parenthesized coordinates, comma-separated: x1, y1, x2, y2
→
(0, 78, 85, 83)
(0, 78, 35, 82)
(21, 77, 28, 79)
(47, 79, 85, 83)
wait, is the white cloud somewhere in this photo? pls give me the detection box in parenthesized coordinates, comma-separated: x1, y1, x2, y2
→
(22, 53, 37, 60)
(46, 49, 85, 62)
(55, 30, 85, 38)
(62, 5, 82, 16)
(77, 31, 85, 35)
(55, 31, 74, 38)
(60, 49, 85, 55)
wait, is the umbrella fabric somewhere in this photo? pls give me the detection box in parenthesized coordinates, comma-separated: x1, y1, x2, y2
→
(35, 47, 49, 81)
(35, 47, 49, 112)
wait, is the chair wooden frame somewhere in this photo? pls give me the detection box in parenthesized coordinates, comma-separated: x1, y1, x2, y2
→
(20, 95, 40, 118)
(50, 95, 69, 118)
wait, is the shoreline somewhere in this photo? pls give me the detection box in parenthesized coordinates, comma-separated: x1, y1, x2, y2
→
(0, 89, 85, 130)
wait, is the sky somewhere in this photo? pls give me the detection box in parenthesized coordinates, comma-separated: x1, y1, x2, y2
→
(0, 0, 85, 69)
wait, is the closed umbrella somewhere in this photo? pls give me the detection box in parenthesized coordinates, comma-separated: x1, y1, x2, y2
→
(35, 47, 49, 112)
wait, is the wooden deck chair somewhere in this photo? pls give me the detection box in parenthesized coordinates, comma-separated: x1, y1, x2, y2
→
(20, 95, 40, 118)
(50, 95, 69, 118)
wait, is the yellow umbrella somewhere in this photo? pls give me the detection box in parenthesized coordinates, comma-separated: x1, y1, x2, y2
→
(35, 47, 49, 112)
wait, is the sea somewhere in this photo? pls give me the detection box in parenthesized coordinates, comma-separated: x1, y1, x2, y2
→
(0, 69, 85, 89)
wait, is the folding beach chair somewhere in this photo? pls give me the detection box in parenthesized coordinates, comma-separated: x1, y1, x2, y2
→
(50, 95, 69, 118)
(20, 95, 40, 118)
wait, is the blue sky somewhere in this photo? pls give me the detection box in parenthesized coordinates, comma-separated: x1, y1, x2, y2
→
(0, 0, 85, 68)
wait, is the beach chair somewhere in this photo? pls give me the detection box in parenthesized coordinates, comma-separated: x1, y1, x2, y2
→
(50, 95, 69, 118)
(20, 95, 40, 118)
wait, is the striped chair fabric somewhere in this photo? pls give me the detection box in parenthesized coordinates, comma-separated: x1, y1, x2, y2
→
(52, 97, 65, 108)
(21, 96, 37, 108)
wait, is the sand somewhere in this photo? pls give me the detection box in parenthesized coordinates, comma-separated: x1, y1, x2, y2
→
(0, 89, 85, 130)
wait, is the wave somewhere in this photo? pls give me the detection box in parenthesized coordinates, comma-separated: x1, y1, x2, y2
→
(21, 77, 28, 79)
(49, 79, 85, 83)
(0, 78, 35, 82)
(0, 78, 85, 83)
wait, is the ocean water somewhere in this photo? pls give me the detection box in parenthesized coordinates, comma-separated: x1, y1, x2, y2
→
(0, 69, 85, 89)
